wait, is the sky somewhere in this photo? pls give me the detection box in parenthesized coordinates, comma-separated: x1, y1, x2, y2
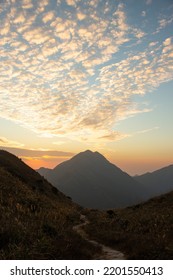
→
(0, 0, 173, 175)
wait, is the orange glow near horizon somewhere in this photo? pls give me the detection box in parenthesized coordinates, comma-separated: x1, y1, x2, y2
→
(107, 151, 173, 175)
(22, 156, 71, 170)
(21, 152, 173, 175)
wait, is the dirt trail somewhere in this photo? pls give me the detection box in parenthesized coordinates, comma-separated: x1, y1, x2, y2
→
(73, 214, 125, 260)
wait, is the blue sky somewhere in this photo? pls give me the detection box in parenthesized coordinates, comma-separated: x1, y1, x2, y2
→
(0, 0, 173, 174)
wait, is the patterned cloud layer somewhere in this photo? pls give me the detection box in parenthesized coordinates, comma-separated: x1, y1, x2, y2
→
(0, 0, 173, 141)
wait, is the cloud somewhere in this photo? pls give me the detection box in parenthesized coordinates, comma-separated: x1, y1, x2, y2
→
(99, 132, 130, 141)
(155, 17, 173, 34)
(23, 28, 51, 44)
(0, 146, 74, 158)
(0, 137, 24, 148)
(41, 0, 49, 7)
(66, 0, 76, 7)
(22, 0, 33, 9)
(146, 0, 152, 5)
(0, 138, 5, 143)
(0, 0, 172, 143)
(0, 146, 74, 168)
(162, 37, 173, 55)
(13, 12, 26, 24)
(163, 37, 172, 46)
(149, 41, 158, 47)
(42, 11, 55, 23)
(135, 126, 159, 134)
(0, 19, 10, 35)
(77, 11, 86, 21)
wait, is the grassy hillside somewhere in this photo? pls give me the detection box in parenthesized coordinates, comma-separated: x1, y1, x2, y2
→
(84, 192, 173, 259)
(0, 150, 100, 259)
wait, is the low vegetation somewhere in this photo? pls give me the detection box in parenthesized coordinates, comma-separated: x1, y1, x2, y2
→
(0, 151, 100, 259)
(84, 192, 173, 259)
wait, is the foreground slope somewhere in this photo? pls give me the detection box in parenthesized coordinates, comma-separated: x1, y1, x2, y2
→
(0, 150, 99, 259)
(135, 165, 173, 199)
(84, 190, 173, 259)
(38, 150, 144, 209)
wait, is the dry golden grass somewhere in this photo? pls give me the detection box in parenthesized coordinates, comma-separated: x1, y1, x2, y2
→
(84, 193, 173, 259)
(0, 166, 99, 259)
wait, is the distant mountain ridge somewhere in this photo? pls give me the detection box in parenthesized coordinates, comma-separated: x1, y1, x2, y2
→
(38, 150, 145, 209)
(135, 164, 173, 199)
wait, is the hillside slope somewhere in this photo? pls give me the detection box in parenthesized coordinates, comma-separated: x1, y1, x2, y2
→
(0, 150, 99, 259)
(84, 190, 173, 259)
(38, 150, 145, 209)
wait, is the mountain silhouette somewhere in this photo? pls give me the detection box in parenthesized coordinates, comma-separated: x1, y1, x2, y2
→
(135, 164, 173, 199)
(38, 150, 144, 209)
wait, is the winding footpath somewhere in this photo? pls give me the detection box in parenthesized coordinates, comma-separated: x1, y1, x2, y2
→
(73, 214, 125, 260)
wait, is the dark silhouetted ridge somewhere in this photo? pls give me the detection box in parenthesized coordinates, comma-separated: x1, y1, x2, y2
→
(0, 149, 66, 198)
(38, 150, 145, 209)
(135, 164, 173, 199)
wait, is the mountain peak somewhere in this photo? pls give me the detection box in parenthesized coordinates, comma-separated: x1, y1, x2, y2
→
(73, 150, 95, 158)
(82, 149, 94, 155)
(71, 150, 107, 163)
(39, 149, 143, 209)
(75, 150, 104, 157)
